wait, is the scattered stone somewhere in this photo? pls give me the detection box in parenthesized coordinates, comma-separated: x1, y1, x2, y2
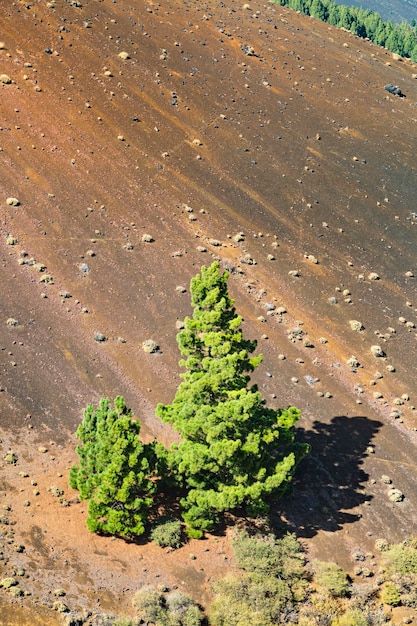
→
(368, 272, 380, 281)
(142, 233, 154, 243)
(93, 332, 106, 342)
(405, 270, 414, 278)
(6, 197, 20, 206)
(53, 601, 69, 613)
(118, 51, 130, 60)
(371, 345, 385, 357)
(387, 488, 404, 502)
(38, 447, 48, 453)
(381, 475, 392, 484)
(347, 356, 360, 368)
(54, 589, 66, 597)
(349, 320, 364, 331)
(6, 318, 18, 327)
(142, 339, 159, 354)
(288, 269, 300, 277)
(0, 74, 12, 84)
(386, 364, 395, 372)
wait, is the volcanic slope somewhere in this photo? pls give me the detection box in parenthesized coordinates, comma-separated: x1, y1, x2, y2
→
(0, 0, 417, 621)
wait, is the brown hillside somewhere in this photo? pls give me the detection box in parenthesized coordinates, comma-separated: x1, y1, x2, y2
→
(0, 0, 417, 622)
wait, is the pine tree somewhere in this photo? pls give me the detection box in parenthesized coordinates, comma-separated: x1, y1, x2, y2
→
(70, 397, 156, 538)
(156, 262, 309, 537)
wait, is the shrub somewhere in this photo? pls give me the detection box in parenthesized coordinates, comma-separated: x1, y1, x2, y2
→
(333, 609, 367, 625)
(314, 561, 351, 597)
(132, 586, 166, 623)
(166, 591, 203, 625)
(374, 538, 389, 552)
(297, 593, 340, 625)
(211, 572, 293, 625)
(382, 542, 417, 575)
(210, 532, 308, 625)
(380, 582, 401, 606)
(132, 587, 203, 626)
(232, 531, 307, 597)
(151, 518, 182, 549)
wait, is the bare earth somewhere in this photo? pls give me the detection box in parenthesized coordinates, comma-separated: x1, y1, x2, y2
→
(1, 0, 417, 622)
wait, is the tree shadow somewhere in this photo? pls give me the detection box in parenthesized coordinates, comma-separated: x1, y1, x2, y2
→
(273, 415, 383, 539)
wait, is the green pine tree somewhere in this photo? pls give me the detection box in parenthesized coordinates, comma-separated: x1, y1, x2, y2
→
(70, 397, 157, 538)
(156, 262, 309, 537)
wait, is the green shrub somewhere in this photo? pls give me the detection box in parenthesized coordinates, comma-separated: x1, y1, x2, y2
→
(232, 531, 305, 579)
(332, 609, 367, 626)
(151, 518, 182, 549)
(211, 571, 293, 625)
(132, 586, 203, 626)
(210, 532, 308, 625)
(297, 593, 341, 625)
(380, 582, 401, 606)
(132, 585, 166, 623)
(383, 542, 417, 575)
(314, 561, 351, 597)
(166, 592, 203, 625)
(390, 573, 417, 607)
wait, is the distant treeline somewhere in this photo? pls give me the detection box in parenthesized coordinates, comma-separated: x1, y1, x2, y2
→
(273, 0, 417, 61)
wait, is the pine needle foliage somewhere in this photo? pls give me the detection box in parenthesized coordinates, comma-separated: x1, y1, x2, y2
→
(69, 396, 156, 538)
(156, 262, 309, 536)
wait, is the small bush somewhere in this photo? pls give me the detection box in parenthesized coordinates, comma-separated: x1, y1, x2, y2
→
(314, 560, 351, 597)
(211, 572, 293, 626)
(232, 531, 306, 580)
(132, 586, 202, 626)
(166, 592, 203, 625)
(297, 593, 340, 625)
(151, 518, 182, 549)
(113, 619, 138, 626)
(132, 585, 166, 623)
(374, 538, 389, 552)
(333, 609, 367, 626)
(381, 582, 401, 606)
(383, 543, 417, 575)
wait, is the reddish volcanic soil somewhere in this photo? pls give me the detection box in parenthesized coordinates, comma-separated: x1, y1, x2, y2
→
(0, 0, 417, 622)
